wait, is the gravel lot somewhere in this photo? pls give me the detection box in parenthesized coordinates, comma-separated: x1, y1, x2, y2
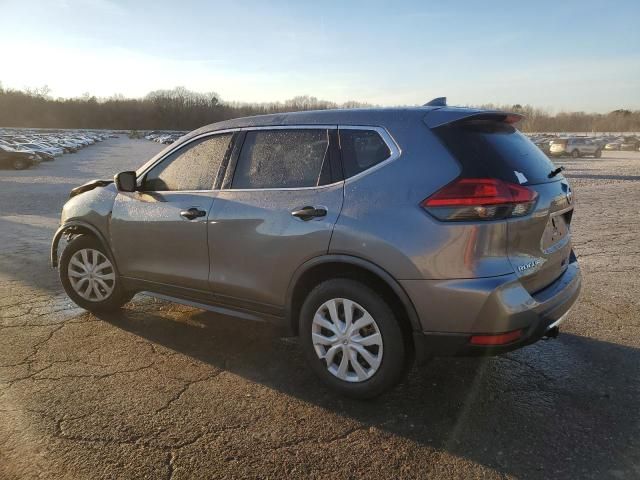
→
(1, 137, 639, 479)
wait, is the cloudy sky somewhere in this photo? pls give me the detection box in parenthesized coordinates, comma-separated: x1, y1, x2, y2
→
(1, 0, 638, 112)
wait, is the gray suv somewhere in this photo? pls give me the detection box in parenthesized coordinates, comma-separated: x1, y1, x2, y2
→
(550, 137, 602, 158)
(52, 106, 581, 398)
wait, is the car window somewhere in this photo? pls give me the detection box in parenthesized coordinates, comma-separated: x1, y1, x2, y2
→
(231, 129, 329, 189)
(143, 133, 232, 191)
(434, 120, 562, 185)
(339, 129, 391, 178)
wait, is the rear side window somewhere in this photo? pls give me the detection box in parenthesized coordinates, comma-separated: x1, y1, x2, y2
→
(143, 133, 232, 191)
(340, 129, 391, 178)
(434, 121, 562, 185)
(232, 129, 329, 189)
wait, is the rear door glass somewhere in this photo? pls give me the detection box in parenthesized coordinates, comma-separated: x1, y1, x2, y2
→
(231, 129, 329, 189)
(435, 121, 562, 185)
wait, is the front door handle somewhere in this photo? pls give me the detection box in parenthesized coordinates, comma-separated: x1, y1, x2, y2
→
(291, 206, 327, 221)
(180, 207, 206, 220)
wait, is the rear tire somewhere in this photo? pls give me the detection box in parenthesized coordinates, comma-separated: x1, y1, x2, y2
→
(60, 235, 132, 312)
(299, 279, 407, 399)
(571, 149, 580, 159)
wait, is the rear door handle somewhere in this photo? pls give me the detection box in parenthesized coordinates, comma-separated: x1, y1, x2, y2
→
(291, 206, 327, 221)
(180, 207, 207, 220)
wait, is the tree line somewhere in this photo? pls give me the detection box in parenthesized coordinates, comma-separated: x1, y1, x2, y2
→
(480, 104, 640, 133)
(1, 84, 639, 132)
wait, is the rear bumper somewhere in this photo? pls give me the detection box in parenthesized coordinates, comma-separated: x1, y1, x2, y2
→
(406, 256, 581, 362)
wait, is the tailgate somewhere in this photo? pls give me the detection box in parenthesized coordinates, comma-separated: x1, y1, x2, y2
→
(429, 115, 574, 293)
(508, 180, 574, 293)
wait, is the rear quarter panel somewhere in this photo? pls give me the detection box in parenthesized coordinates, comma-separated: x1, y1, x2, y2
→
(330, 118, 515, 280)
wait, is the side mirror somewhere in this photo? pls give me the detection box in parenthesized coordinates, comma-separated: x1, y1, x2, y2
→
(114, 171, 137, 192)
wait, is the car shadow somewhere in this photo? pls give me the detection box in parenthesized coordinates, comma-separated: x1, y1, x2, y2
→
(98, 302, 640, 479)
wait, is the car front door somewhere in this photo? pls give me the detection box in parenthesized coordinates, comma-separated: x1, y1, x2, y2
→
(110, 133, 234, 291)
(207, 127, 344, 313)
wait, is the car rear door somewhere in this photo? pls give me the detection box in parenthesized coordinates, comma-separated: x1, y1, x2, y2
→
(110, 133, 234, 291)
(584, 139, 598, 154)
(206, 127, 343, 312)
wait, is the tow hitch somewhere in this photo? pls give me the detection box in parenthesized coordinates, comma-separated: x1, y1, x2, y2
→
(543, 326, 560, 339)
(543, 311, 569, 340)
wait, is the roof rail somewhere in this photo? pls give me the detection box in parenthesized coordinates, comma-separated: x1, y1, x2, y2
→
(423, 97, 447, 107)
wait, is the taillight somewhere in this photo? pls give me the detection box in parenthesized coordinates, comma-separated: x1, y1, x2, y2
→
(421, 178, 538, 221)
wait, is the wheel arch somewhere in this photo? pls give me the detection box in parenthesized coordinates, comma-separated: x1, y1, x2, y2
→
(51, 221, 117, 272)
(286, 255, 422, 338)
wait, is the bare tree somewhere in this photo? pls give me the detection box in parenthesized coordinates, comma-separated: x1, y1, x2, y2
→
(0, 85, 638, 132)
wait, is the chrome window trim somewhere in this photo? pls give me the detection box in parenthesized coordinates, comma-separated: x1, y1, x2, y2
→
(135, 124, 401, 194)
(222, 124, 400, 192)
(219, 180, 343, 193)
(239, 124, 338, 131)
(339, 125, 402, 185)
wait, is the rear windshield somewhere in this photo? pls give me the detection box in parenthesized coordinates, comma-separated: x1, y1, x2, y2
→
(434, 120, 563, 185)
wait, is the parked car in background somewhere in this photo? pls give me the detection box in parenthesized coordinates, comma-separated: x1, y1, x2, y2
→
(23, 148, 55, 162)
(144, 131, 186, 144)
(590, 137, 609, 149)
(550, 138, 601, 158)
(0, 144, 40, 170)
(53, 105, 580, 398)
(620, 136, 640, 151)
(604, 138, 623, 150)
(533, 138, 552, 155)
(15, 142, 63, 160)
(0, 128, 115, 166)
(58, 141, 80, 153)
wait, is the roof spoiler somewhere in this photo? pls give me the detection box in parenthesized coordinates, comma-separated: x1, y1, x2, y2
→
(424, 109, 524, 129)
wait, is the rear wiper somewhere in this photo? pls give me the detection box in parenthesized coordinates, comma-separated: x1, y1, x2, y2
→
(548, 166, 564, 178)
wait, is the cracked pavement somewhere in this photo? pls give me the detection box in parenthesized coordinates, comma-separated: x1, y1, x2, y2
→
(1, 138, 639, 479)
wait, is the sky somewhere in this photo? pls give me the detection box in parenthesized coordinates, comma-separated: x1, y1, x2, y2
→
(1, 0, 639, 112)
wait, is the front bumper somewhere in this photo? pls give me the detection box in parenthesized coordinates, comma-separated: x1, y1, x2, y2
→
(406, 256, 581, 362)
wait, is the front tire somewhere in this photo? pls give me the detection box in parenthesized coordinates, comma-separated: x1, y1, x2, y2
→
(60, 235, 132, 312)
(571, 149, 580, 159)
(594, 149, 602, 158)
(299, 279, 407, 399)
(12, 158, 28, 170)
